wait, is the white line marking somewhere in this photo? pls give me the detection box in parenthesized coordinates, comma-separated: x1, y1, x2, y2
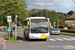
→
(4, 40, 6, 49)
(70, 38, 75, 40)
(63, 38, 71, 41)
(49, 38, 56, 41)
(55, 38, 64, 41)
(3, 44, 6, 49)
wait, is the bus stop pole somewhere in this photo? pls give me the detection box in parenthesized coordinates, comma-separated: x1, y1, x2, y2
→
(9, 22, 10, 40)
(15, 15, 17, 40)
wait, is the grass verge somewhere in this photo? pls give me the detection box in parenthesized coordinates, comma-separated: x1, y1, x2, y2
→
(61, 32, 75, 36)
(5, 34, 22, 43)
(4, 27, 7, 32)
(18, 26, 23, 29)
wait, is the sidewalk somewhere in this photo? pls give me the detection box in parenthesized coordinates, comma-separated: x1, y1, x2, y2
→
(0, 26, 6, 44)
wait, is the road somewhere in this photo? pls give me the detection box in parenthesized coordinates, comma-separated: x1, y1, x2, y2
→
(0, 26, 6, 50)
(5, 29, 75, 50)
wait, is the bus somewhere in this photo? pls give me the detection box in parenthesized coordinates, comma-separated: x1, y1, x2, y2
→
(23, 17, 50, 41)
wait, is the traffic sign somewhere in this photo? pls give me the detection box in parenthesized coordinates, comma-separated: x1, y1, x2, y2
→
(6, 27, 7, 29)
(7, 28, 11, 32)
(54, 22, 56, 24)
(7, 16, 11, 22)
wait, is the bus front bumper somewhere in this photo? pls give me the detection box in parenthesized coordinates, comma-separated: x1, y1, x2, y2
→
(29, 35, 50, 39)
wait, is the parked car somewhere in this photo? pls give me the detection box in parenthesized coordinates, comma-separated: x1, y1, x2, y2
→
(12, 25, 18, 30)
(63, 27, 68, 30)
(49, 28, 60, 35)
(70, 27, 75, 30)
(12, 25, 15, 30)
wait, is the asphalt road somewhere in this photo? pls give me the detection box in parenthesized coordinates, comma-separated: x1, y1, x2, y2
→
(0, 26, 6, 50)
(5, 29, 75, 50)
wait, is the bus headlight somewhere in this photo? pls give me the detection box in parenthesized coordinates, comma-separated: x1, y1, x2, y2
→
(46, 35, 50, 38)
(29, 35, 34, 38)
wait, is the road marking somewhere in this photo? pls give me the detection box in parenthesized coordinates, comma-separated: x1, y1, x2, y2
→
(4, 40, 6, 49)
(3, 44, 5, 49)
(49, 37, 75, 41)
(62, 38, 71, 41)
(0, 42, 5, 44)
(55, 38, 64, 41)
(49, 38, 56, 41)
(70, 38, 75, 40)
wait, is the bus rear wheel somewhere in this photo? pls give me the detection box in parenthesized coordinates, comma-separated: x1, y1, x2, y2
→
(24, 33, 27, 39)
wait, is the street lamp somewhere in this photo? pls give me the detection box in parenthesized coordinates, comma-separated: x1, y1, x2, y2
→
(15, 15, 18, 39)
(54, 5, 59, 28)
(40, 8, 42, 17)
(72, 0, 75, 26)
(46, 4, 59, 28)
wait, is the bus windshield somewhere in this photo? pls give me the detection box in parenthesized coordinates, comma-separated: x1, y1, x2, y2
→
(30, 22, 48, 33)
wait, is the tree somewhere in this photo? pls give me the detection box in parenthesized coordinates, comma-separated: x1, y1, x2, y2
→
(67, 10, 74, 16)
(29, 8, 66, 26)
(0, 0, 30, 26)
(59, 14, 66, 26)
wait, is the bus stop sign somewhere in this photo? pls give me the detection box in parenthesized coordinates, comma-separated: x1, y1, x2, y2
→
(7, 28, 11, 32)
(7, 16, 11, 22)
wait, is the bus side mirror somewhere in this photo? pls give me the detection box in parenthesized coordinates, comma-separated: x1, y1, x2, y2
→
(27, 21, 29, 25)
(49, 23, 51, 27)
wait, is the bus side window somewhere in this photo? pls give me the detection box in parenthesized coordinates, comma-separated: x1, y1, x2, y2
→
(24, 21, 27, 26)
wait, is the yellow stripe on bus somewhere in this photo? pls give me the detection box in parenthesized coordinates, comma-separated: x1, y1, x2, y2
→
(42, 33, 46, 39)
(27, 21, 29, 25)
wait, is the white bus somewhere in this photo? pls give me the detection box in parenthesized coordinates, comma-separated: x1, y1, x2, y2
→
(23, 17, 50, 41)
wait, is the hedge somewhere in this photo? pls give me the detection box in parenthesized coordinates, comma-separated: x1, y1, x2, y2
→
(60, 29, 75, 33)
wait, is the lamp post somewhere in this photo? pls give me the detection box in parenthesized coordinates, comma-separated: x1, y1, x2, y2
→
(54, 5, 59, 28)
(15, 15, 18, 39)
(72, 0, 75, 26)
(47, 4, 59, 28)
(40, 9, 42, 17)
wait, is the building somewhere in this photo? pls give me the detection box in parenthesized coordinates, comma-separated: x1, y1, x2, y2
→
(65, 19, 75, 26)
(67, 13, 74, 18)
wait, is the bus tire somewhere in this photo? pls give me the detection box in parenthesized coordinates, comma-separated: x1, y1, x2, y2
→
(27, 34, 30, 41)
(46, 39, 49, 42)
(24, 32, 27, 39)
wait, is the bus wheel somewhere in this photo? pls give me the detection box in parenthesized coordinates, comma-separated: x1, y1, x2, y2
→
(46, 39, 49, 42)
(28, 37, 31, 41)
(24, 33, 27, 39)
(27, 34, 30, 41)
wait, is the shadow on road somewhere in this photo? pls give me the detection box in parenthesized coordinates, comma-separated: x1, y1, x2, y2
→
(17, 37, 47, 42)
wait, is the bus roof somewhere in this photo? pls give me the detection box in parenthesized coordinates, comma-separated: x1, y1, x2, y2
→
(26, 17, 47, 20)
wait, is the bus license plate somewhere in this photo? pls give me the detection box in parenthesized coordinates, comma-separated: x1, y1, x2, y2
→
(42, 33, 46, 39)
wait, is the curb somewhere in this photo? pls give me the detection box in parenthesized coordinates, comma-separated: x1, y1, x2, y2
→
(61, 34, 75, 36)
(5, 40, 23, 44)
(0, 42, 5, 44)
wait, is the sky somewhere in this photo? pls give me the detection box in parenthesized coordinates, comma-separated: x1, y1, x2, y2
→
(26, 0, 75, 13)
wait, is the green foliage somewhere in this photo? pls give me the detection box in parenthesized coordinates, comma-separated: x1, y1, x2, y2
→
(29, 8, 66, 25)
(61, 32, 75, 35)
(64, 23, 69, 26)
(5, 40, 18, 43)
(5, 34, 15, 40)
(5, 34, 22, 40)
(70, 25, 75, 27)
(0, 0, 30, 26)
(4, 27, 7, 32)
(61, 29, 75, 33)
(67, 10, 74, 16)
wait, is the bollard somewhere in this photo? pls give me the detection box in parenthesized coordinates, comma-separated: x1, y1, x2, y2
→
(0, 29, 1, 31)
(10, 31, 12, 37)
